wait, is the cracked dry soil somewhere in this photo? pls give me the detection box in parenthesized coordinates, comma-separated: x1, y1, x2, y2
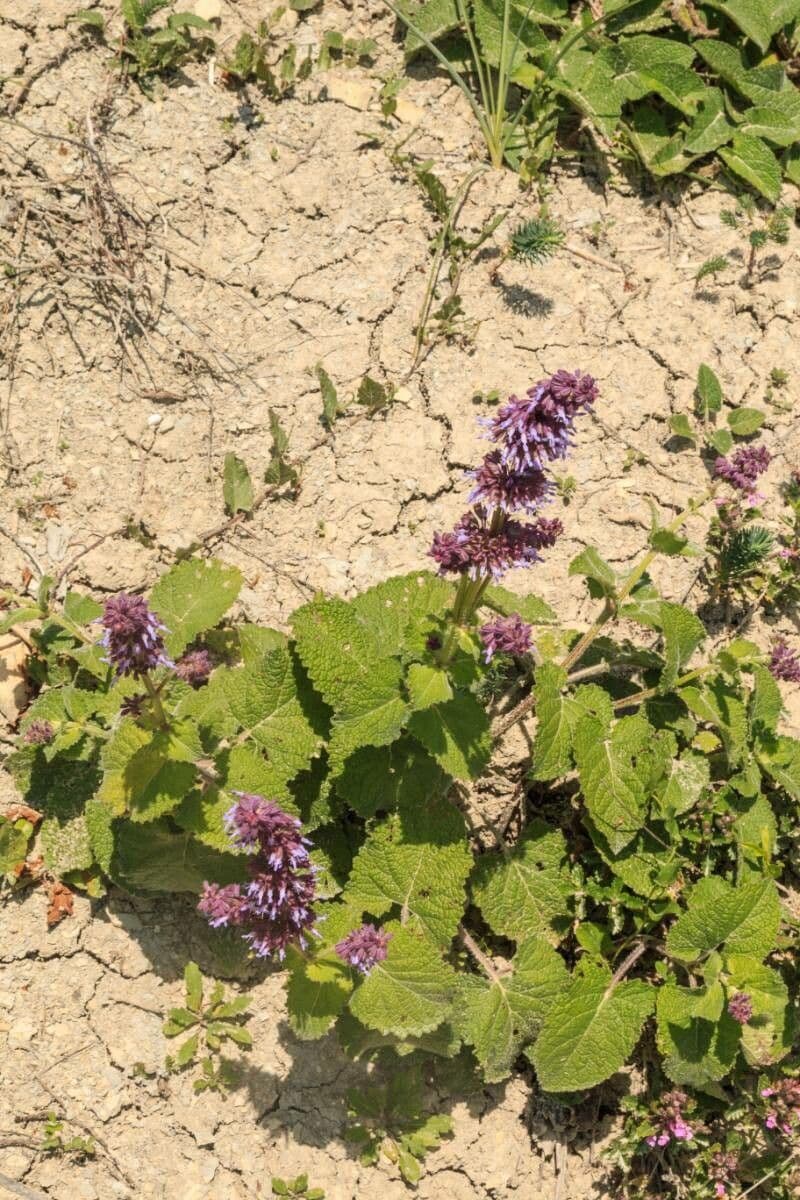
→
(1, 0, 800, 1196)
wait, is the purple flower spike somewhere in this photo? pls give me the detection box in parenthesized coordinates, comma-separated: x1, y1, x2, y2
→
(335, 924, 392, 974)
(727, 991, 753, 1024)
(485, 370, 598, 472)
(100, 593, 172, 678)
(200, 794, 319, 961)
(198, 881, 247, 928)
(429, 508, 562, 581)
(769, 640, 800, 683)
(468, 451, 554, 514)
(175, 649, 214, 687)
(715, 445, 771, 495)
(23, 719, 54, 745)
(760, 1078, 800, 1136)
(479, 613, 533, 662)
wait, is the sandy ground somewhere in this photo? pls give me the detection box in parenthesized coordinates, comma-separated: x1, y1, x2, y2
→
(1, 0, 799, 1196)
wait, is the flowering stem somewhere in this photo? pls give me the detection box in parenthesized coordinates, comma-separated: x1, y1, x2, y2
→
(141, 673, 168, 729)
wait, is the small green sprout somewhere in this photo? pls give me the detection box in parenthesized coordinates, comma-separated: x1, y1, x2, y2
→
(163, 962, 253, 1093)
(272, 1175, 326, 1198)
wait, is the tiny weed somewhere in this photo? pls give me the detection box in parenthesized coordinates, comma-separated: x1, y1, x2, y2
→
(40, 1113, 96, 1160)
(272, 1174, 326, 1198)
(116, 1, 215, 93)
(163, 962, 253, 1092)
(721, 196, 795, 286)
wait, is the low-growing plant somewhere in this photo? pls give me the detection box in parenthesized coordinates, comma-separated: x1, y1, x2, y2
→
(345, 1064, 453, 1185)
(392, 0, 800, 196)
(40, 1112, 96, 1160)
(163, 961, 252, 1091)
(116, 1, 215, 92)
(4, 367, 800, 1147)
(396, 161, 505, 371)
(721, 195, 795, 285)
(272, 1174, 325, 1198)
(219, 11, 375, 99)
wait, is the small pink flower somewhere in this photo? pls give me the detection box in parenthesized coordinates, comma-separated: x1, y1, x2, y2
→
(762, 1087, 775, 1097)
(670, 1119, 693, 1141)
(715, 1185, 726, 1198)
(766, 1114, 778, 1129)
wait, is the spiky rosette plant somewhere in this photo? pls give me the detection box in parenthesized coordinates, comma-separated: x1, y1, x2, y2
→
(4, 368, 800, 1200)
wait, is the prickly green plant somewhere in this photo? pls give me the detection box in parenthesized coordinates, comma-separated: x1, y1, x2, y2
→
(694, 255, 730, 291)
(4, 368, 800, 1130)
(721, 198, 796, 285)
(507, 216, 565, 266)
(163, 962, 252, 1090)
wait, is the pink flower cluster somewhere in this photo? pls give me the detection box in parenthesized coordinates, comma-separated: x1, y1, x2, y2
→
(761, 1078, 800, 1136)
(645, 1090, 694, 1148)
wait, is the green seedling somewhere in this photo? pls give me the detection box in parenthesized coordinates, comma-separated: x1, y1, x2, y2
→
(163, 962, 252, 1092)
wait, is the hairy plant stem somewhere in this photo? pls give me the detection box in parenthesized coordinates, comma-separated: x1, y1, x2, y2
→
(439, 512, 503, 665)
(492, 489, 714, 738)
(142, 672, 168, 729)
(459, 924, 507, 982)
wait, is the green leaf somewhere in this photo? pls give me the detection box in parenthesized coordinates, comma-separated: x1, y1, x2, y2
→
(406, 663, 453, 710)
(455, 937, 569, 1082)
(684, 89, 734, 155)
(223, 453, 254, 515)
(531, 965, 654, 1092)
(98, 723, 198, 822)
(727, 407, 766, 436)
(334, 738, 445, 819)
(356, 376, 392, 412)
(739, 105, 800, 147)
(665, 875, 781, 962)
(659, 601, 705, 693)
(749, 664, 783, 735)
(348, 922, 457, 1038)
(568, 546, 616, 596)
(316, 363, 341, 429)
(707, 429, 734, 455)
(286, 955, 352, 1041)
(719, 134, 782, 203)
(401, 0, 460, 56)
(471, 820, 571, 942)
(695, 363, 723, 419)
(0, 818, 34, 874)
(482, 583, 557, 625)
(352, 572, 453, 659)
(40, 807, 94, 875)
(293, 596, 410, 774)
(176, 1032, 200, 1067)
(655, 751, 710, 817)
(110, 820, 246, 893)
(265, 409, 298, 489)
(573, 714, 651, 853)
(704, 0, 774, 51)
(222, 647, 323, 786)
(408, 691, 491, 780)
(726, 955, 790, 1065)
(184, 961, 203, 1013)
(756, 733, 800, 798)
(669, 413, 696, 442)
(150, 558, 242, 658)
(682, 677, 749, 766)
(69, 8, 106, 28)
(344, 795, 471, 947)
(63, 591, 103, 624)
(656, 982, 740, 1085)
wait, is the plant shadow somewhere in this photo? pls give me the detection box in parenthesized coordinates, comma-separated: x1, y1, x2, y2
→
(495, 280, 555, 318)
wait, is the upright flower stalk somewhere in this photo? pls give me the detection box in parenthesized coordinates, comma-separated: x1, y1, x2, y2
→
(429, 370, 598, 661)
